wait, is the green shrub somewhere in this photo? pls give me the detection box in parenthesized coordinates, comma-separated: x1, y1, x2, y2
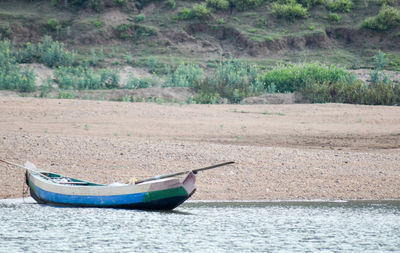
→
(135, 14, 145, 23)
(191, 3, 211, 19)
(37, 36, 75, 67)
(165, 63, 204, 87)
(378, 0, 397, 6)
(55, 66, 120, 90)
(263, 63, 351, 92)
(194, 58, 264, 103)
(92, 19, 103, 28)
(0, 40, 36, 92)
(194, 92, 221, 104)
(125, 75, 160, 89)
(217, 18, 225, 24)
(177, 4, 211, 20)
(17, 42, 37, 63)
(58, 89, 76, 99)
(326, 0, 353, 12)
(100, 68, 120, 88)
(114, 0, 126, 6)
(117, 24, 157, 40)
(206, 0, 230, 10)
(297, 0, 323, 8)
(363, 6, 400, 31)
(299, 79, 400, 105)
(47, 18, 59, 31)
(166, 0, 176, 9)
(0, 23, 12, 39)
(272, 0, 308, 20)
(328, 13, 341, 23)
(231, 0, 263, 11)
(178, 8, 193, 20)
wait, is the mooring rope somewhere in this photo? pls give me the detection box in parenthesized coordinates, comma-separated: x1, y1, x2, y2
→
(22, 171, 29, 203)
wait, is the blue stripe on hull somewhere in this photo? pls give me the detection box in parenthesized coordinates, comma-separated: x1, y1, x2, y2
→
(31, 184, 146, 206)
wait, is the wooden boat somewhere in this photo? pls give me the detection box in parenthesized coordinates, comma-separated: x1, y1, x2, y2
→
(1, 160, 234, 210)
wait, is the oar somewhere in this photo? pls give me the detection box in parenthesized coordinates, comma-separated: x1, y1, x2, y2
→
(135, 161, 235, 184)
(0, 159, 51, 180)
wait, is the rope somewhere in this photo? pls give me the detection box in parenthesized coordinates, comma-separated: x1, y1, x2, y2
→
(22, 173, 29, 203)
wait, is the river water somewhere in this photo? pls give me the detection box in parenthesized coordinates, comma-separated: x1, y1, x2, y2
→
(0, 198, 399, 252)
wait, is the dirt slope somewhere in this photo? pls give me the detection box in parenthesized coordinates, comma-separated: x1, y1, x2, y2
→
(0, 97, 399, 200)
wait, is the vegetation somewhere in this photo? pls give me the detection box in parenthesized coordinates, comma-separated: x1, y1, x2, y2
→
(231, 0, 263, 11)
(325, 0, 353, 12)
(117, 24, 157, 40)
(178, 4, 211, 20)
(206, 0, 230, 10)
(272, 0, 308, 20)
(263, 63, 351, 92)
(193, 58, 264, 103)
(363, 6, 400, 31)
(165, 63, 204, 87)
(55, 67, 119, 90)
(0, 0, 400, 105)
(264, 56, 400, 105)
(327, 13, 341, 23)
(16, 36, 75, 67)
(0, 40, 36, 92)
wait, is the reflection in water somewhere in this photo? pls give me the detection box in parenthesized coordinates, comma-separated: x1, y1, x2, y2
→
(1, 198, 399, 252)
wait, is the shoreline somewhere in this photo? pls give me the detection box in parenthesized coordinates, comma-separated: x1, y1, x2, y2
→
(1, 97, 399, 200)
(1, 197, 400, 204)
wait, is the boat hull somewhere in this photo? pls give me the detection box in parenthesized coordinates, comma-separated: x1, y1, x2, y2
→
(27, 171, 196, 210)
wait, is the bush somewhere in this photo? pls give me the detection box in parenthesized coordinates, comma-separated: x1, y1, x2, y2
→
(165, 63, 204, 87)
(135, 14, 145, 23)
(125, 75, 160, 89)
(326, 0, 353, 12)
(272, 0, 308, 20)
(178, 4, 211, 20)
(114, 0, 126, 6)
(194, 58, 264, 103)
(206, 0, 230, 10)
(328, 13, 341, 23)
(297, 0, 323, 8)
(47, 18, 59, 31)
(54, 66, 120, 90)
(363, 6, 400, 31)
(191, 3, 211, 19)
(0, 40, 36, 92)
(117, 24, 157, 40)
(263, 63, 351, 92)
(92, 19, 103, 28)
(100, 68, 120, 88)
(17, 42, 37, 63)
(166, 0, 176, 9)
(298, 79, 400, 105)
(37, 36, 75, 67)
(231, 0, 263, 11)
(378, 0, 397, 6)
(177, 8, 193, 20)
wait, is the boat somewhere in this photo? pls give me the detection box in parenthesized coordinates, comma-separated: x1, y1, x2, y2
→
(1, 159, 234, 210)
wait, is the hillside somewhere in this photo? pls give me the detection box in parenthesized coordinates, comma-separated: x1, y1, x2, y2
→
(1, 0, 400, 66)
(0, 0, 400, 104)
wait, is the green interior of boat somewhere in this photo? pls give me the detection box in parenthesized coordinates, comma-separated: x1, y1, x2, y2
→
(39, 172, 104, 186)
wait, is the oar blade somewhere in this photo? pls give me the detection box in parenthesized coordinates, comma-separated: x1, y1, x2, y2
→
(24, 161, 38, 171)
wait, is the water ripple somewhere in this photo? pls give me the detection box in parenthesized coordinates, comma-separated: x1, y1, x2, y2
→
(0, 199, 399, 252)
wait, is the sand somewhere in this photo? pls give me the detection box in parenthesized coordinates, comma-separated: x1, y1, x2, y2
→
(0, 96, 399, 200)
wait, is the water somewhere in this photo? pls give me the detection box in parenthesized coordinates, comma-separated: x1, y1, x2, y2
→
(0, 198, 399, 252)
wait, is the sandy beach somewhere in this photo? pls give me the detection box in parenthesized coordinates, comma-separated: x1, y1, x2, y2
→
(0, 96, 399, 200)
